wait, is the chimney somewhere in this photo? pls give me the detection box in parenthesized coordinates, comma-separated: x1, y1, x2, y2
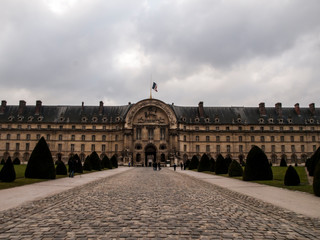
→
(0, 100, 7, 114)
(309, 103, 315, 116)
(198, 101, 204, 118)
(259, 102, 266, 116)
(81, 102, 84, 111)
(18, 100, 26, 115)
(275, 102, 282, 117)
(99, 101, 104, 115)
(294, 103, 301, 116)
(35, 100, 42, 115)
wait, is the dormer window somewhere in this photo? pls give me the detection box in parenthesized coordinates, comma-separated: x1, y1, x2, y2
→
(205, 118, 210, 123)
(181, 117, 186, 122)
(28, 116, 34, 122)
(37, 116, 44, 122)
(268, 118, 274, 124)
(8, 116, 14, 121)
(102, 117, 107, 123)
(18, 116, 24, 122)
(81, 117, 88, 123)
(215, 118, 220, 123)
(116, 116, 121, 122)
(278, 118, 284, 124)
(237, 118, 242, 123)
(258, 118, 264, 124)
(92, 117, 98, 123)
(195, 117, 200, 123)
(288, 118, 293, 124)
(59, 117, 65, 122)
(309, 118, 314, 124)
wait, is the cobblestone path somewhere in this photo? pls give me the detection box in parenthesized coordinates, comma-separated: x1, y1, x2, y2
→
(0, 168, 320, 239)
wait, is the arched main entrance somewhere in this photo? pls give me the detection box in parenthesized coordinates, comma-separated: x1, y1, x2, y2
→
(145, 144, 157, 167)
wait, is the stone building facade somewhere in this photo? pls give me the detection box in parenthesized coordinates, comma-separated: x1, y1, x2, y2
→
(0, 98, 319, 165)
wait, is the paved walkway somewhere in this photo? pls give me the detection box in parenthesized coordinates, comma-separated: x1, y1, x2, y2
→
(0, 167, 319, 239)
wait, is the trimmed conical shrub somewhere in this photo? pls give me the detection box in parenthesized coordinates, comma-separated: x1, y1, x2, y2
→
(280, 157, 287, 167)
(83, 156, 92, 171)
(210, 158, 215, 172)
(102, 155, 112, 169)
(25, 137, 56, 179)
(1, 159, 5, 165)
(228, 160, 243, 177)
(55, 160, 67, 175)
(110, 155, 118, 168)
(74, 154, 83, 173)
(313, 160, 320, 197)
(215, 154, 228, 174)
(225, 156, 232, 170)
(89, 152, 102, 171)
(0, 157, 16, 182)
(13, 157, 21, 165)
(308, 147, 320, 177)
(284, 166, 300, 186)
(198, 153, 211, 172)
(189, 155, 199, 170)
(243, 145, 273, 181)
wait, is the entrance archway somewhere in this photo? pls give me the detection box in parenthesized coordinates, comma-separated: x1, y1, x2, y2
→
(145, 144, 157, 167)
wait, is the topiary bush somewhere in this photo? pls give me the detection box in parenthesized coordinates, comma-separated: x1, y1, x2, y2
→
(74, 154, 83, 173)
(110, 155, 118, 168)
(55, 160, 67, 175)
(185, 159, 191, 169)
(198, 153, 211, 172)
(209, 158, 215, 172)
(280, 157, 287, 167)
(228, 160, 243, 177)
(102, 155, 112, 169)
(13, 157, 21, 165)
(313, 160, 320, 197)
(225, 156, 232, 170)
(189, 155, 199, 170)
(215, 154, 228, 174)
(25, 137, 56, 179)
(284, 165, 300, 186)
(89, 151, 102, 171)
(83, 156, 92, 171)
(243, 145, 273, 181)
(0, 157, 16, 182)
(308, 147, 320, 177)
(1, 159, 5, 165)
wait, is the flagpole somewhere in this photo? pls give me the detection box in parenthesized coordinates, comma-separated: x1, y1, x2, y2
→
(150, 74, 152, 99)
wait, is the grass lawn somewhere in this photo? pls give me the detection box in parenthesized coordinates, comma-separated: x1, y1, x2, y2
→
(198, 166, 314, 195)
(0, 164, 111, 190)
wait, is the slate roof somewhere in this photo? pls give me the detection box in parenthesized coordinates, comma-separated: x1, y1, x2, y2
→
(0, 100, 319, 125)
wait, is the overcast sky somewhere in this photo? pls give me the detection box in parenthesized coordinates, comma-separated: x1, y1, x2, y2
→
(1, 0, 320, 108)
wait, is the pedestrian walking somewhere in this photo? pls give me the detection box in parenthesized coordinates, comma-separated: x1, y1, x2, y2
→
(173, 163, 177, 171)
(158, 162, 161, 171)
(180, 162, 183, 170)
(68, 157, 75, 178)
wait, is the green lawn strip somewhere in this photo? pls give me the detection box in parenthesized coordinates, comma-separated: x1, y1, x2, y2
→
(191, 167, 314, 195)
(0, 164, 112, 190)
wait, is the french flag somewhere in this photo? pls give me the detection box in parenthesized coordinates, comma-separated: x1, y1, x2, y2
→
(152, 82, 158, 92)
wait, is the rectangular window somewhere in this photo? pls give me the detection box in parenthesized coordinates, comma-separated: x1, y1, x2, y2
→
(216, 126, 219, 131)
(216, 136, 220, 142)
(281, 145, 285, 153)
(160, 128, 166, 140)
(26, 143, 30, 151)
(37, 125, 41, 130)
(47, 134, 50, 140)
(36, 134, 40, 140)
(6, 143, 10, 151)
(59, 125, 63, 130)
(206, 136, 210, 142)
(271, 145, 275, 153)
(58, 144, 62, 152)
(196, 136, 199, 142)
(206, 145, 210, 152)
(183, 135, 187, 141)
(312, 136, 316, 142)
(72, 125, 76, 130)
(59, 135, 62, 141)
(196, 145, 200, 153)
(7, 134, 10, 140)
(300, 136, 304, 142)
(115, 135, 118, 141)
(271, 136, 275, 142)
(251, 136, 255, 142)
(16, 143, 20, 151)
(261, 145, 265, 152)
(71, 135, 75, 141)
(18, 125, 21, 129)
(291, 145, 295, 153)
(81, 144, 85, 152)
(102, 144, 106, 152)
(17, 134, 20, 140)
(206, 126, 210, 131)
(260, 136, 265, 142)
(239, 145, 243, 153)
(82, 135, 85, 141)
(313, 145, 316, 152)
(184, 144, 187, 152)
(71, 144, 75, 152)
(102, 135, 106, 141)
(281, 136, 284, 142)
(47, 125, 51, 129)
(115, 144, 118, 152)
(301, 145, 305, 153)
(216, 145, 220, 153)
(92, 135, 96, 141)
(82, 126, 86, 130)
(239, 136, 242, 142)
(136, 128, 141, 140)
(227, 145, 231, 153)
(291, 136, 294, 142)
(226, 136, 230, 142)
(91, 144, 95, 152)
(148, 128, 154, 140)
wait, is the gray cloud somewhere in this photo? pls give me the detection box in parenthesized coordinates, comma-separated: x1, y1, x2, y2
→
(0, 0, 319, 108)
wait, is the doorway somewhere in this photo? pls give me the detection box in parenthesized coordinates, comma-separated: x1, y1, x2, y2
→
(145, 144, 157, 167)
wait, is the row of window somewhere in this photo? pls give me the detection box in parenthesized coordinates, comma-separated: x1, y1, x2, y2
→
(182, 126, 317, 131)
(135, 128, 166, 140)
(4, 142, 118, 153)
(187, 135, 317, 142)
(185, 144, 317, 153)
(2, 134, 119, 141)
(0, 124, 122, 131)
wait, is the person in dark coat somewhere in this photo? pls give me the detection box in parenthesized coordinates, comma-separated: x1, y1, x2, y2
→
(157, 162, 161, 171)
(173, 163, 177, 171)
(68, 157, 75, 178)
(180, 162, 183, 170)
